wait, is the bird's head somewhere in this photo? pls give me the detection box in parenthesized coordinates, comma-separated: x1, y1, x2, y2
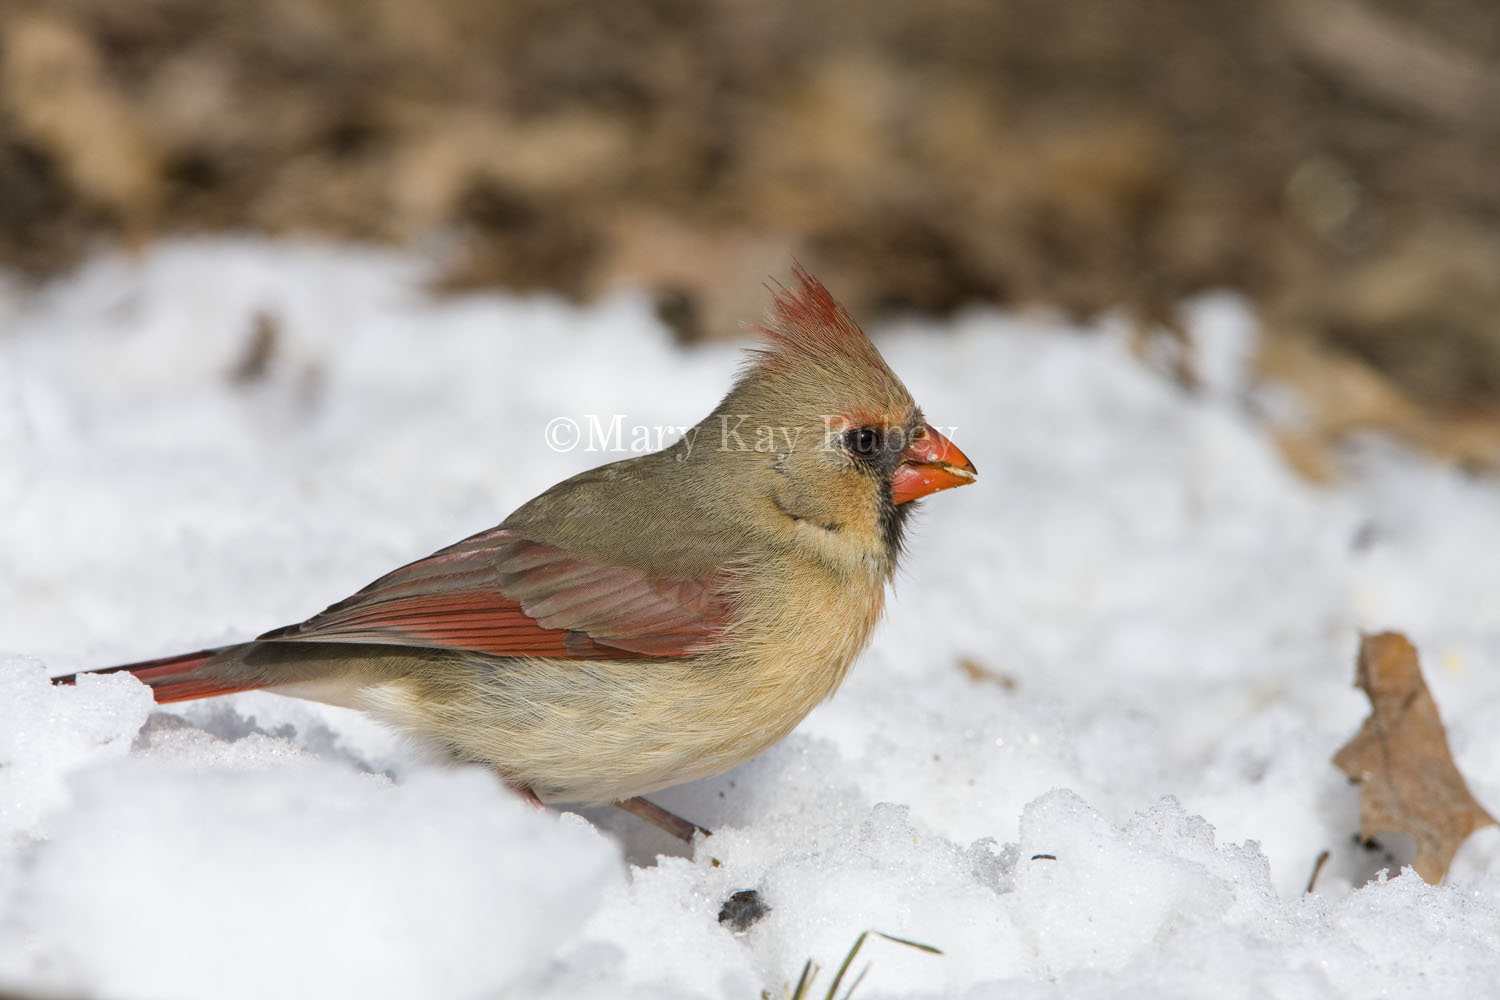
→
(703, 265, 976, 575)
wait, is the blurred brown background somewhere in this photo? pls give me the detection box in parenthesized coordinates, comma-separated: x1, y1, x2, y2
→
(3, 0, 1499, 472)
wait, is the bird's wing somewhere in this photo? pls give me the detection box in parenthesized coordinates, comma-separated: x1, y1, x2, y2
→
(258, 527, 731, 659)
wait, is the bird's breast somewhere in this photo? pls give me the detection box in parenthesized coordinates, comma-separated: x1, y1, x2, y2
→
(711, 559, 889, 734)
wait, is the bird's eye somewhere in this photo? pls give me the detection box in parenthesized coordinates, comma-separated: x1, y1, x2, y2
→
(844, 426, 881, 460)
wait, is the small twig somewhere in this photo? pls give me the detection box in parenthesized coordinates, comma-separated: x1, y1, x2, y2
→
(823, 931, 868, 1000)
(839, 965, 871, 1000)
(1305, 849, 1331, 894)
(789, 959, 816, 1000)
(869, 931, 942, 955)
(786, 929, 942, 999)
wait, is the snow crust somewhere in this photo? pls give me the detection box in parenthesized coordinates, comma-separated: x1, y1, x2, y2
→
(2, 239, 1499, 998)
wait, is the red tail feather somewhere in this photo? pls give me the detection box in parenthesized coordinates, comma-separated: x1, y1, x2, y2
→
(52, 648, 255, 704)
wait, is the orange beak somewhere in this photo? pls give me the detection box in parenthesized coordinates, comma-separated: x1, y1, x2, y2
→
(890, 423, 977, 504)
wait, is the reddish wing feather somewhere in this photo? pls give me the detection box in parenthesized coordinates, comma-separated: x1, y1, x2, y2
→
(54, 649, 252, 703)
(260, 528, 730, 660)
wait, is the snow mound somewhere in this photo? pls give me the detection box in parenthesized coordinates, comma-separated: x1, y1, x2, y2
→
(3, 239, 1500, 998)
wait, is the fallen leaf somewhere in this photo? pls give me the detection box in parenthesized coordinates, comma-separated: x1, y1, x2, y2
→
(1333, 632, 1497, 883)
(957, 657, 1018, 691)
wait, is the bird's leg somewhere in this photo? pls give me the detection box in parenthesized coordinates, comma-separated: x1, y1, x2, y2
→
(506, 778, 707, 844)
(615, 796, 711, 843)
(504, 779, 545, 808)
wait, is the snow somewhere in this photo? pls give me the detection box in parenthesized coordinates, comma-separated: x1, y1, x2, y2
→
(2, 238, 1500, 998)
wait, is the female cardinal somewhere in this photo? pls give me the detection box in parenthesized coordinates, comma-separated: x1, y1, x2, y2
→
(57, 266, 976, 840)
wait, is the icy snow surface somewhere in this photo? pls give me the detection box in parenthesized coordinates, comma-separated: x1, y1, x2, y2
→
(3, 239, 1500, 999)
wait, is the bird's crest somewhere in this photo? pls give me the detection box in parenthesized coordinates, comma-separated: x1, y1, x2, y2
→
(751, 264, 888, 375)
(742, 264, 913, 420)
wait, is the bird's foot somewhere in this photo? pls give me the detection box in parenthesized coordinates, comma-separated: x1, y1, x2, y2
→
(615, 796, 711, 843)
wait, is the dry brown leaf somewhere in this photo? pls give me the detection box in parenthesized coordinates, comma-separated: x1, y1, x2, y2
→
(1, 15, 160, 231)
(956, 657, 1018, 691)
(1333, 632, 1497, 883)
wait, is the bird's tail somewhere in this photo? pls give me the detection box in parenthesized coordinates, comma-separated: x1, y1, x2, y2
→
(52, 647, 254, 703)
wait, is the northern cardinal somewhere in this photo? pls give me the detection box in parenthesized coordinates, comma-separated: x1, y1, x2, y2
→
(56, 266, 976, 840)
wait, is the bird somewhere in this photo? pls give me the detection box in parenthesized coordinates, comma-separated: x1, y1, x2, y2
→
(54, 265, 976, 841)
